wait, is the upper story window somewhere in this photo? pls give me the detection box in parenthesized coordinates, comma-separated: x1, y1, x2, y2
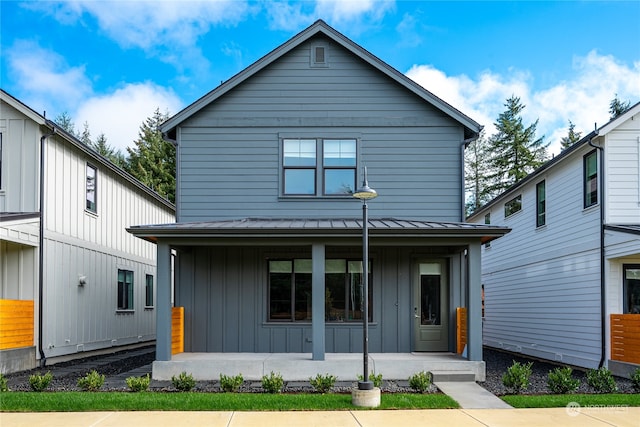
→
(86, 163, 97, 213)
(282, 138, 356, 197)
(536, 180, 546, 227)
(584, 150, 598, 208)
(504, 195, 522, 218)
(484, 213, 491, 248)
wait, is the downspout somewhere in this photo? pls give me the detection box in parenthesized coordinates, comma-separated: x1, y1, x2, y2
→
(588, 132, 605, 367)
(461, 128, 482, 222)
(38, 125, 56, 367)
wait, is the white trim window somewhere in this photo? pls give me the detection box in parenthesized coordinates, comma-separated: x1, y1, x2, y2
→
(86, 163, 97, 213)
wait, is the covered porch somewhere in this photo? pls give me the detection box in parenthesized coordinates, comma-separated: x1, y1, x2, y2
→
(152, 351, 485, 382)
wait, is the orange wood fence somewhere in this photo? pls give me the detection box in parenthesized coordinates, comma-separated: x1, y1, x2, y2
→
(172, 306, 184, 355)
(456, 307, 467, 354)
(610, 314, 640, 364)
(0, 299, 34, 350)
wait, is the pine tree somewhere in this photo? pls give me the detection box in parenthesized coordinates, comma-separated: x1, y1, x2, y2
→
(54, 112, 77, 136)
(609, 94, 631, 119)
(464, 131, 494, 217)
(487, 96, 549, 195)
(125, 108, 175, 203)
(560, 120, 582, 150)
(93, 133, 126, 168)
(80, 122, 92, 146)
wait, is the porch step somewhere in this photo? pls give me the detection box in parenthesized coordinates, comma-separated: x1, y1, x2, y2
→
(430, 370, 476, 382)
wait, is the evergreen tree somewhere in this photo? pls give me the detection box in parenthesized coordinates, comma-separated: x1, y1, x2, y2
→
(54, 112, 77, 136)
(609, 94, 631, 119)
(94, 133, 127, 168)
(560, 120, 582, 150)
(80, 121, 92, 146)
(464, 130, 494, 217)
(125, 108, 174, 203)
(487, 96, 549, 195)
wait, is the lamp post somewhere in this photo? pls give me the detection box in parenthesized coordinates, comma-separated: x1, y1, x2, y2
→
(352, 167, 377, 391)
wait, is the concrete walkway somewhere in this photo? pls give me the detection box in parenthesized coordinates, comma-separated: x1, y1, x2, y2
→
(3, 407, 638, 427)
(435, 381, 513, 409)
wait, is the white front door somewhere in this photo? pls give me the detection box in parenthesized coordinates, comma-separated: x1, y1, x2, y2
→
(413, 260, 449, 351)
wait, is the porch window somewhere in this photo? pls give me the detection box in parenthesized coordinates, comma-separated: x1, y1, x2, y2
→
(584, 150, 598, 208)
(268, 260, 312, 321)
(624, 265, 640, 314)
(117, 269, 134, 311)
(282, 138, 356, 196)
(536, 180, 546, 227)
(325, 260, 372, 322)
(86, 163, 97, 213)
(267, 258, 372, 322)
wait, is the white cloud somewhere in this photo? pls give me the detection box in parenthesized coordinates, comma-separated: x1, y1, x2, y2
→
(5, 40, 93, 116)
(406, 50, 640, 156)
(75, 83, 183, 152)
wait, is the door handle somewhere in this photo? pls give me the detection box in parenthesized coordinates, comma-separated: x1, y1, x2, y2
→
(414, 307, 419, 319)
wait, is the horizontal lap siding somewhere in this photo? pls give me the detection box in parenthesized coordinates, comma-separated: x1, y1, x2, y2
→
(480, 146, 602, 368)
(178, 36, 463, 222)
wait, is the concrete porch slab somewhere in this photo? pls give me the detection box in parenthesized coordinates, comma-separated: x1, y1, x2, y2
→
(152, 352, 485, 382)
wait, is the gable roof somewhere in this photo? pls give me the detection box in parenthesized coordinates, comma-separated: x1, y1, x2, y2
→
(161, 20, 481, 139)
(0, 89, 175, 212)
(467, 101, 640, 221)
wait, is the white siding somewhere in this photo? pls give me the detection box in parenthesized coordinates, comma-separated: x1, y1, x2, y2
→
(605, 110, 640, 224)
(478, 144, 603, 368)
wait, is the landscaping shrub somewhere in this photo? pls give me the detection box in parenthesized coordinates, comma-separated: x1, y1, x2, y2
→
(29, 371, 53, 392)
(126, 374, 150, 392)
(408, 371, 432, 393)
(77, 370, 105, 392)
(219, 373, 244, 393)
(501, 361, 532, 394)
(309, 373, 337, 394)
(261, 371, 284, 394)
(0, 373, 8, 392)
(357, 372, 383, 388)
(547, 367, 580, 394)
(631, 368, 640, 393)
(171, 371, 196, 392)
(586, 367, 617, 393)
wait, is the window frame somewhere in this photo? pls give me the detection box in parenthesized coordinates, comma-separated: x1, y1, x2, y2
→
(86, 163, 97, 214)
(623, 264, 640, 314)
(280, 137, 358, 198)
(536, 180, 546, 227)
(584, 150, 598, 208)
(145, 274, 154, 308)
(504, 195, 522, 218)
(117, 269, 134, 311)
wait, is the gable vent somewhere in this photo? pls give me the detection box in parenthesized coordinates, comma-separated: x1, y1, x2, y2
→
(314, 46, 325, 63)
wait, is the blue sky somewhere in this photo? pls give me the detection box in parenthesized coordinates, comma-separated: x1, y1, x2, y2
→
(2, 0, 639, 154)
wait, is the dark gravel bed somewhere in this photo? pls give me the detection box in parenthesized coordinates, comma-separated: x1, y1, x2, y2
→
(3, 346, 636, 395)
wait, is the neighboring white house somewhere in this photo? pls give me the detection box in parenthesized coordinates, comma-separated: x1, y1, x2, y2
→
(468, 102, 640, 377)
(0, 89, 175, 373)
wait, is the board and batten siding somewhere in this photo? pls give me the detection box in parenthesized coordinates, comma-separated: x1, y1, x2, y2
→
(40, 135, 174, 357)
(605, 112, 640, 224)
(177, 36, 465, 222)
(477, 144, 602, 368)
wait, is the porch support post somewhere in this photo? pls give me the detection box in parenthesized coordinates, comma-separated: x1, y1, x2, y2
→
(156, 241, 172, 361)
(312, 243, 325, 360)
(467, 241, 482, 361)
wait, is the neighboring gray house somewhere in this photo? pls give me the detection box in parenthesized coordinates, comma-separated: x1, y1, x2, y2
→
(0, 90, 175, 373)
(129, 20, 508, 381)
(468, 102, 640, 377)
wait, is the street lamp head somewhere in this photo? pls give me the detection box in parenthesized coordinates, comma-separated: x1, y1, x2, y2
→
(353, 167, 378, 200)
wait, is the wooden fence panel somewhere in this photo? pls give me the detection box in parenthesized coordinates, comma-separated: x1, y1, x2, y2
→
(610, 314, 640, 364)
(172, 306, 184, 355)
(456, 307, 467, 354)
(0, 299, 34, 350)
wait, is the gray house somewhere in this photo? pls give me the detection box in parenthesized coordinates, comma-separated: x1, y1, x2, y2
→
(129, 20, 508, 381)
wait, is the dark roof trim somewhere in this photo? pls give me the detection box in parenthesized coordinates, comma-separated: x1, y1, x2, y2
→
(161, 20, 481, 138)
(605, 224, 640, 236)
(128, 217, 510, 244)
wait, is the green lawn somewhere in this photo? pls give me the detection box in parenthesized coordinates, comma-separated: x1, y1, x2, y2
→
(502, 393, 640, 408)
(0, 392, 459, 412)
